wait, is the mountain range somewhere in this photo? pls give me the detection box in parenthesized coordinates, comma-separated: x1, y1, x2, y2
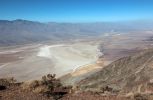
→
(0, 19, 153, 45)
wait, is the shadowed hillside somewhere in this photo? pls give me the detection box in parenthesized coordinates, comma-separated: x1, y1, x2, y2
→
(79, 49, 153, 93)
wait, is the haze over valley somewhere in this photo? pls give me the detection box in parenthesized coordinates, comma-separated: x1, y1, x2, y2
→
(0, 20, 153, 83)
(1, 0, 153, 99)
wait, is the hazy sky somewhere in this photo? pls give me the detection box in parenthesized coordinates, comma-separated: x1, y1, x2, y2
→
(0, 0, 153, 22)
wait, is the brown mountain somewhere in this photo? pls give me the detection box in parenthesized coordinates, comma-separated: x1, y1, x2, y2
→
(78, 49, 153, 93)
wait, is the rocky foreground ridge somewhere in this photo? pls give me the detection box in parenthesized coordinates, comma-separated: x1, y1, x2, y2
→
(2, 49, 153, 99)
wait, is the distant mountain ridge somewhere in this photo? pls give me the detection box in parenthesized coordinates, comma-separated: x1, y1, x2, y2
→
(0, 19, 153, 45)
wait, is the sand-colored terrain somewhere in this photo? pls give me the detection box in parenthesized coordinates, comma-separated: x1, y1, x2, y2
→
(1, 31, 153, 82)
(0, 41, 101, 81)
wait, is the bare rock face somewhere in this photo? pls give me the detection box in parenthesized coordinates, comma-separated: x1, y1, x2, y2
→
(78, 49, 153, 93)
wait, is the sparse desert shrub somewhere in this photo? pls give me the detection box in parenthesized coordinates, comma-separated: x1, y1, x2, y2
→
(41, 74, 73, 99)
(22, 80, 41, 91)
(33, 85, 48, 93)
(22, 74, 73, 99)
(22, 74, 72, 100)
(29, 80, 39, 89)
(100, 85, 113, 93)
(42, 75, 47, 85)
(7, 77, 17, 83)
(0, 77, 16, 86)
(134, 93, 148, 100)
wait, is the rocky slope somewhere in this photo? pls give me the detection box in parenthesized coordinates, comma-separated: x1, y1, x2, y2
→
(3, 49, 153, 99)
(79, 49, 153, 93)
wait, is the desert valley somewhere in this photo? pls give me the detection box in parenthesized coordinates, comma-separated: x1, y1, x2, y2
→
(0, 25, 153, 83)
(0, 5, 153, 99)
